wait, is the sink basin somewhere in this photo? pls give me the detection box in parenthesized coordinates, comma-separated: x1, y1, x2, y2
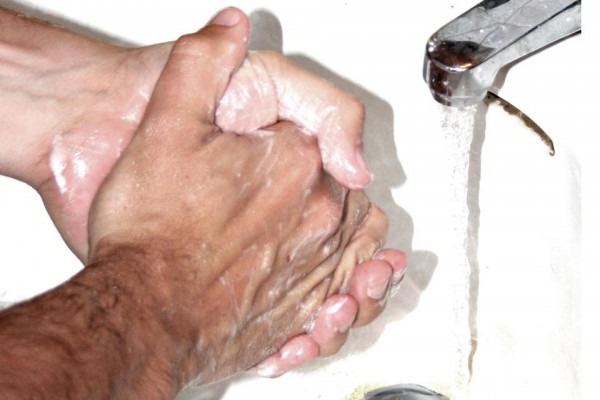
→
(0, 1, 590, 399)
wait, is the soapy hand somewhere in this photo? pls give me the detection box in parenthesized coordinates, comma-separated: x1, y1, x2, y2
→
(0, 5, 406, 381)
(86, 10, 392, 385)
(216, 51, 372, 190)
(33, 31, 371, 262)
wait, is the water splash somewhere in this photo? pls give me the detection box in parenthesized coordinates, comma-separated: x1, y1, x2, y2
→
(439, 104, 479, 399)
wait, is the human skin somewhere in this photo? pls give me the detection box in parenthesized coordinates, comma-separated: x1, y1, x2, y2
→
(0, 6, 407, 379)
(1, 10, 402, 399)
(0, 6, 371, 260)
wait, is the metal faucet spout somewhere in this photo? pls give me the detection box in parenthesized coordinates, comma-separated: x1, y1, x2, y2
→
(423, 0, 581, 107)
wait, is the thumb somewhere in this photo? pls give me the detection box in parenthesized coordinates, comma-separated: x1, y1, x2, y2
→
(216, 51, 372, 189)
(144, 7, 250, 131)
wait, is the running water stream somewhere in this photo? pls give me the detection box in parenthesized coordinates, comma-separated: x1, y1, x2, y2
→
(438, 104, 480, 399)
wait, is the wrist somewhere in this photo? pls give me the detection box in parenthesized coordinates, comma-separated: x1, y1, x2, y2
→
(88, 241, 210, 387)
(0, 8, 169, 190)
(81, 244, 204, 395)
(0, 244, 199, 400)
(90, 236, 247, 386)
(0, 7, 115, 185)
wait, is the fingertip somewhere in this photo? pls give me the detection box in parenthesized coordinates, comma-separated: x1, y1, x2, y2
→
(250, 51, 370, 188)
(208, 7, 245, 27)
(349, 259, 393, 327)
(374, 248, 407, 285)
(310, 294, 358, 356)
(320, 141, 373, 190)
(353, 146, 374, 187)
(147, 7, 250, 130)
(201, 7, 250, 60)
(254, 335, 319, 378)
(205, 7, 251, 48)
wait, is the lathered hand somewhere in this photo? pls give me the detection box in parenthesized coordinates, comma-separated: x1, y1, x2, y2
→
(5, 18, 371, 261)
(0, 5, 407, 383)
(88, 10, 385, 386)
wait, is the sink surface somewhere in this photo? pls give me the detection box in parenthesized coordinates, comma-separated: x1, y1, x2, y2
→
(0, 1, 592, 399)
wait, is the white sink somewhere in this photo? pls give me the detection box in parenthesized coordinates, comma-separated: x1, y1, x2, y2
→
(0, 1, 592, 399)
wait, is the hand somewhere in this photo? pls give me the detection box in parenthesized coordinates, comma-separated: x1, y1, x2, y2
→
(87, 10, 388, 385)
(0, 5, 406, 379)
(83, 8, 406, 378)
(34, 49, 373, 262)
(0, 8, 371, 261)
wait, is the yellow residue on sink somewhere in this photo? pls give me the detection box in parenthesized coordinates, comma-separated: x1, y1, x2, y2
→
(344, 383, 383, 400)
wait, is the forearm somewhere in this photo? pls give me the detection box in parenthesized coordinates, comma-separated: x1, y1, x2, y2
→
(0, 6, 122, 186)
(0, 247, 196, 400)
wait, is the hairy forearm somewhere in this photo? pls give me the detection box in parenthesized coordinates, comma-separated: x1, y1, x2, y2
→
(0, 247, 197, 400)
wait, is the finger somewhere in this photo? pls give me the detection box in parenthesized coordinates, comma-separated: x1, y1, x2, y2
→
(327, 203, 389, 296)
(309, 294, 358, 357)
(254, 335, 319, 378)
(254, 294, 358, 377)
(216, 51, 372, 189)
(374, 248, 408, 286)
(348, 259, 393, 327)
(145, 7, 250, 133)
(254, 250, 406, 376)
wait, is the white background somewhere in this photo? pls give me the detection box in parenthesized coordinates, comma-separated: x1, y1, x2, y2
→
(1, 1, 598, 399)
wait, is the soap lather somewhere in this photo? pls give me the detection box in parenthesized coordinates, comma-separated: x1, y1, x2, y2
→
(423, 0, 581, 108)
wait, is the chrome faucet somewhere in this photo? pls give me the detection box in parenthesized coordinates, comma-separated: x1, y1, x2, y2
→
(423, 0, 581, 107)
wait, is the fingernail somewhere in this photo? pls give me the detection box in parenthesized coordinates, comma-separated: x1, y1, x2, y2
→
(367, 277, 390, 300)
(374, 249, 408, 285)
(255, 363, 279, 378)
(209, 7, 242, 27)
(337, 307, 357, 333)
(324, 297, 354, 333)
(255, 358, 279, 378)
(392, 268, 407, 285)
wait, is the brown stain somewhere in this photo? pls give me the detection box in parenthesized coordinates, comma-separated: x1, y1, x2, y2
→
(485, 92, 555, 156)
(468, 337, 478, 382)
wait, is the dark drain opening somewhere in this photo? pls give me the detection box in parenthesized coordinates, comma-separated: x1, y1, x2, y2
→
(363, 384, 450, 400)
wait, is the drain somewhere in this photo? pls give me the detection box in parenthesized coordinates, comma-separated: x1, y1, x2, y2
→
(363, 384, 450, 400)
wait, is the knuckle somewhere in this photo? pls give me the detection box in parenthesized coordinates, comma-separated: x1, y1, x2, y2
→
(300, 143, 323, 177)
(283, 127, 322, 179)
(172, 33, 201, 54)
(345, 190, 370, 226)
(173, 31, 238, 60)
(256, 50, 280, 61)
(251, 50, 282, 71)
(319, 192, 344, 235)
(346, 96, 366, 126)
(368, 204, 389, 236)
(323, 229, 343, 255)
(304, 187, 344, 236)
